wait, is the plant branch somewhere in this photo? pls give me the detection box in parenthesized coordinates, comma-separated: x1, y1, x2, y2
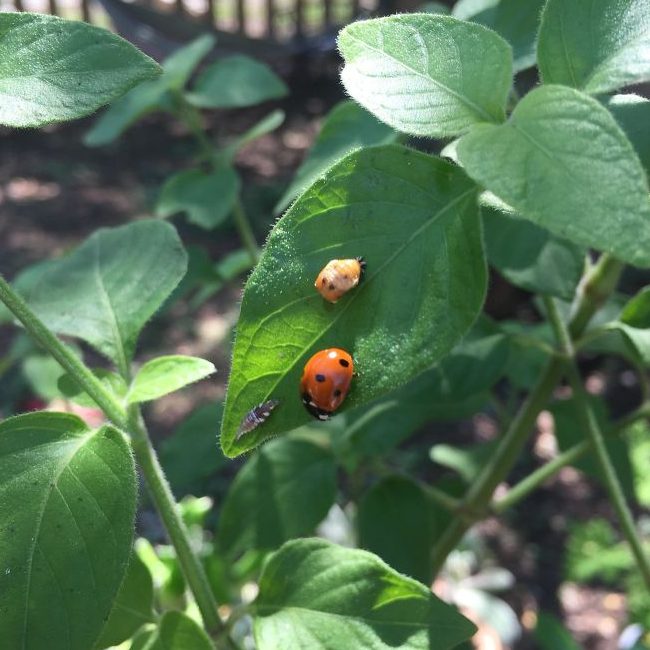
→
(493, 400, 650, 513)
(232, 199, 260, 265)
(0, 274, 237, 648)
(431, 254, 624, 576)
(544, 295, 650, 589)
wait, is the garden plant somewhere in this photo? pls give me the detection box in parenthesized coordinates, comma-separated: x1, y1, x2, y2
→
(0, 0, 649, 648)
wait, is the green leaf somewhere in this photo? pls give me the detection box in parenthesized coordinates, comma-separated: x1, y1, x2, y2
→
(23, 220, 187, 368)
(482, 206, 585, 300)
(84, 35, 214, 146)
(275, 100, 399, 214)
(0, 412, 137, 650)
(604, 286, 650, 365)
(22, 354, 66, 401)
(604, 95, 650, 178)
(430, 440, 498, 483)
(358, 476, 434, 584)
(457, 85, 650, 268)
(552, 397, 635, 497)
(343, 319, 507, 458)
(218, 437, 337, 557)
(186, 55, 288, 109)
(0, 13, 160, 128)
(628, 420, 650, 507)
(225, 109, 285, 158)
(59, 368, 128, 408)
(127, 355, 215, 404)
(538, 0, 650, 94)
(452, 0, 546, 72)
(254, 538, 477, 650)
(533, 612, 580, 650)
(94, 553, 154, 649)
(221, 145, 486, 457)
(338, 14, 512, 137)
(160, 402, 228, 494)
(156, 167, 241, 229)
(145, 611, 213, 650)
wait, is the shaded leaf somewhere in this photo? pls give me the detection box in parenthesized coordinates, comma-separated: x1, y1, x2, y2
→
(604, 94, 650, 178)
(533, 612, 580, 650)
(0, 412, 136, 650)
(0, 13, 160, 127)
(94, 553, 154, 649)
(221, 145, 486, 456)
(127, 355, 215, 404)
(338, 14, 512, 137)
(23, 220, 187, 367)
(358, 476, 434, 584)
(538, 0, 650, 94)
(254, 538, 477, 650)
(59, 368, 128, 408)
(275, 100, 398, 214)
(156, 167, 241, 230)
(430, 440, 498, 483)
(457, 85, 650, 268)
(218, 437, 337, 557)
(186, 55, 287, 109)
(145, 611, 212, 650)
(482, 206, 585, 300)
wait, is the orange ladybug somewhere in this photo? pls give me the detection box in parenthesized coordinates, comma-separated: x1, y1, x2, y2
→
(314, 257, 366, 303)
(300, 348, 354, 420)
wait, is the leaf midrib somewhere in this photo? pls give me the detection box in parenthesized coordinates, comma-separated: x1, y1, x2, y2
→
(344, 29, 495, 123)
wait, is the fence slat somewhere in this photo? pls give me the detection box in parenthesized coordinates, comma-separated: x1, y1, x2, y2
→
(295, 0, 304, 37)
(48, 0, 58, 16)
(81, 0, 92, 22)
(323, 0, 332, 27)
(266, 0, 274, 37)
(237, 0, 246, 33)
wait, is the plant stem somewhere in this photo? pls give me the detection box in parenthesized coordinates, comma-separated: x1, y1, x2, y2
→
(493, 401, 650, 513)
(127, 409, 236, 648)
(0, 275, 127, 424)
(430, 254, 623, 576)
(232, 199, 260, 264)
(0, 274, 236, 648)
(544, 295, 650, 589)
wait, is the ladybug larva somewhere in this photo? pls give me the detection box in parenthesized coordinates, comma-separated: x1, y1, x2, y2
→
(236, 399, 279, 439)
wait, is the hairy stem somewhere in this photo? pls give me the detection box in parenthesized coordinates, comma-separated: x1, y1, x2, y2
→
(0, 274, 236, 647)
(545, 296, 650, 589)
(431, 254, 623, 576)
(232, 198, 260, 264)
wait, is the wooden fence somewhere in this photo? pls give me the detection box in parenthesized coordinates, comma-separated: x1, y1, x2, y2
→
(1, 0, 381, 40)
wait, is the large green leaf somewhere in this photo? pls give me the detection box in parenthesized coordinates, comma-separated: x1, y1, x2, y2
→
(275, 100, 399, 214)
(358, 476, 434, 584)
(604, 94, 650, 178)
(144, 611, 213, 650)
(218, 437, 337, 557)
(533, 612, 581, 650)
(342, 319, 507, 459)
(452, 0, 546, 72)
(94, 553, 154, 649)
(156, 167, 241, 230)
(220, 145, 486, 456)
(186, 54, 287, 109)
(23, 220, 187, 369)
(254, 538, 477, 650)
(482, 206, 585, 300)
(338, 14, 512, 137)
(457, 85, 650, 268)
(84, 34, 215, 147)
(606, 286, 650, 365)
(538, 0, 650, 94)
(127, 355, 216, 404)
(0, 13, 160, 128)
(0, 412, 137, 650)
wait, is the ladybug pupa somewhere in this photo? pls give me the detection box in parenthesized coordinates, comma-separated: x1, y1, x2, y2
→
(300, 348, 354, 420)
(236, 399, 279, 440)
(315, 257, 366, 303)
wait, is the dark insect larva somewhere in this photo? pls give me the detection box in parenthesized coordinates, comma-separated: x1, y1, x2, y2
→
(236, 399, 280, 439)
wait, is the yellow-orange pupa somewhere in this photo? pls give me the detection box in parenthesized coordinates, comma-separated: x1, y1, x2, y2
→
(314, 257, 366, 303)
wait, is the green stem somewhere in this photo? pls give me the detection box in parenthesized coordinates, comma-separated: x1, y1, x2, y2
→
(493, 401, 650, 513)
(0, 275, 127, 425)
(545, 295, 650, 589)
(232, 199, 260, 265)
(430, 254, 623, 576)
(0, 274, 236, 648)
(127, 409, 236, 647)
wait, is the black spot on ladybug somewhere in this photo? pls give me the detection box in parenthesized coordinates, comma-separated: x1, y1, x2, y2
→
(333, 389, 342, 397)
(315, 373, 326, 382)
(339, 359, 350, 367)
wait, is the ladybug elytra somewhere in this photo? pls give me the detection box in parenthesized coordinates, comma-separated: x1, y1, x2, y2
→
(300, 348, 354, 420)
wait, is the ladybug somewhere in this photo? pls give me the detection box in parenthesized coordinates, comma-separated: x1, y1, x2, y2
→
(300, 348, 354, 420)
(314, 257, 366, 303)
(236, 399, 279, 439)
